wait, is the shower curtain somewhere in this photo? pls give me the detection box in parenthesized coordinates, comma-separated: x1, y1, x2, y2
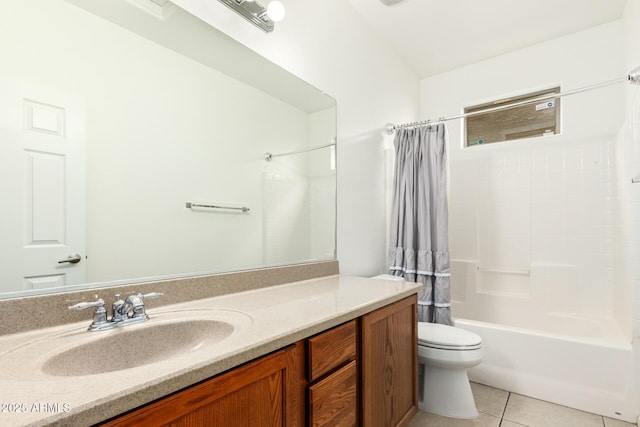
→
(389, 124, 452, 325)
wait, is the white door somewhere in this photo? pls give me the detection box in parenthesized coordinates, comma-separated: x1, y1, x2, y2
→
(0, 78, 86, 293)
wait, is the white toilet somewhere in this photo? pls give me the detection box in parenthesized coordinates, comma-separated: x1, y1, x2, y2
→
(371, 274, 483, 419)
(417, 322, 483, 419)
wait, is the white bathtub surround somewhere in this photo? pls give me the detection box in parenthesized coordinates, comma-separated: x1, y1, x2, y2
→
(444, 138, 637, 420)
(418, 18, 639, 422)
(423, 19, 627, 330)
(447, 133, 626, 322)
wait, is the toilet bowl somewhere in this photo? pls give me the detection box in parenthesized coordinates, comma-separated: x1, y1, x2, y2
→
(417, 322, 483, 419)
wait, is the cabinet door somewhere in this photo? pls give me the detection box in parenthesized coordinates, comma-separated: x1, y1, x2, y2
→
(99, 343, 304, 427)
(361, 296, 417, 427)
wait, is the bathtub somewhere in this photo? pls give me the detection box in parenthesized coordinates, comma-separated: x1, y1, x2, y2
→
(454, 314, 636, 422)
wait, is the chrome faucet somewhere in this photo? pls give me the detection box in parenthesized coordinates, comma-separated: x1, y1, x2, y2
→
(69, 292, 163, 332)
(123, 294, 146, 319)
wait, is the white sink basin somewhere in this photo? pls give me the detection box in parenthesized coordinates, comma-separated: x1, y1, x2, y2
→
(0, 308, 252, 380)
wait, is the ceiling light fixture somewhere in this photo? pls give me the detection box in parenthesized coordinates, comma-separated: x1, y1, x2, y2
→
(265, 1, 285, 22)
(216, 0, 285, 33)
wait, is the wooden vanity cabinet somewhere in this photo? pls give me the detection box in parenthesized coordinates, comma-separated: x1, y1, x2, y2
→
(98, 295, 417, 427)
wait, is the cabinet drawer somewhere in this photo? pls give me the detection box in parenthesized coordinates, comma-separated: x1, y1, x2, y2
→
(307, 320, 356, 382)
(308, 360, 357, 427)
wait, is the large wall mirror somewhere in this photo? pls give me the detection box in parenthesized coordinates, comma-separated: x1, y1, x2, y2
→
(0, 0, 337, 299)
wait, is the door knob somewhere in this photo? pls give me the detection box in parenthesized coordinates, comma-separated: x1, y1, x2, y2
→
(58, 254, 82, 264)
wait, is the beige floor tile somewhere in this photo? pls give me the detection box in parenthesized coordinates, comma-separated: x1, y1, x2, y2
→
(503, 394, 603, 427)
(471, 382, 509, 418)
(408, 409, 501, 427)
(603, 417, 637, 427)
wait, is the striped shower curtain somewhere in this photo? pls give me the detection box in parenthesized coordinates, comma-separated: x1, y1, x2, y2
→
(389, 124, 452, 325)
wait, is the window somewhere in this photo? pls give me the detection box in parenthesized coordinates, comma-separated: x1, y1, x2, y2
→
(464, 87, 560, 147)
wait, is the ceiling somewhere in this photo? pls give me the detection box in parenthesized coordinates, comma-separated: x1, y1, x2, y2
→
(347, 0, 627, 79)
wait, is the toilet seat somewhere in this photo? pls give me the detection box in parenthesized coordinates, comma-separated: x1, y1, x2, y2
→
(418, 322, 482, 351)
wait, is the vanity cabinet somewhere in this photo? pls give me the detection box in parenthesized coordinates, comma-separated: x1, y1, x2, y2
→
(97, 296, 417, 427)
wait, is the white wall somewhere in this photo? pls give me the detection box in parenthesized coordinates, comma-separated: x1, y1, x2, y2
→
(171, 0, 421, 276)
(421, 22, 629, 333)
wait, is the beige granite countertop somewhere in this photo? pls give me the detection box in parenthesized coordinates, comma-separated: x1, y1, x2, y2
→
(0, 275, 420, 426)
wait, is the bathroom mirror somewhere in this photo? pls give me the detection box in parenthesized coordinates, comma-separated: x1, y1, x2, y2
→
(0, 0, 337, 299)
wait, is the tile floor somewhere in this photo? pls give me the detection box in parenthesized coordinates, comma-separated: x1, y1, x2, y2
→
(407, 383, 637, 427)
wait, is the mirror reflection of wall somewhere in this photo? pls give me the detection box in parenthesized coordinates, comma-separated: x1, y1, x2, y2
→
(0, 0, 336, 298)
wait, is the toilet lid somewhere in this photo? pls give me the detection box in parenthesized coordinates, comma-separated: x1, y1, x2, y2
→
(418, 322, 482, 350)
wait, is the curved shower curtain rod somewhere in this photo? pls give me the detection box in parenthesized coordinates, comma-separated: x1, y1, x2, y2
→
(265, 141, 336, 161)
(385, 66, 640, 135)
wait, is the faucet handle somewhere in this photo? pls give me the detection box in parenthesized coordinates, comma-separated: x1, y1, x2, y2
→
(141, 292, 163, 299)
(68, 299, 105, 310)
(68, 299, 108, 331)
